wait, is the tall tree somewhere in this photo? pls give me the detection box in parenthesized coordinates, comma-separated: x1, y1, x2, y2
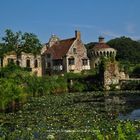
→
(1, 29, 42, 67)
(22, 32, 42, 55)
(2, 29, 22, 57)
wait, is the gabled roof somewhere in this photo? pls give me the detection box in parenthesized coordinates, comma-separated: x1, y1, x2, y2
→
(44, 38, 76, 59)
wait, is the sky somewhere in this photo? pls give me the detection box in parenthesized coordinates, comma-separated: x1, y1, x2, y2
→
(0, 0, 140, 43)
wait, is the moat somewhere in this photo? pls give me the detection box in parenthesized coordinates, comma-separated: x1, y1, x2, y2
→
(0, 91, 140, 139)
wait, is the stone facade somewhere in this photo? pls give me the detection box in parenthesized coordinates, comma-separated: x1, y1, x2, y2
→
(65, 36, 90, 72)
(42, 31, 90, 74)
(103, 61, 120, 90)
(103, 61, 129, 90)
(2, 52, 42, 76)
(3, 52, 17, 67)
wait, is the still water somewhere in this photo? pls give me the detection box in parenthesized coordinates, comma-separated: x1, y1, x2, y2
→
(119, 108, 140, 120)
(105, 94, 140, 120)
(0, 92, 140, 139)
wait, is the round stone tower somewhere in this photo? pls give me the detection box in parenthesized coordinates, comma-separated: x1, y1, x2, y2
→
(89, 36, 116, 68)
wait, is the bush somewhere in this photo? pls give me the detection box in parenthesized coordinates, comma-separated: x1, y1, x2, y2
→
(69, 81, 85, 92)
(0, 78, 24, 111)
(131, 65, 140, 78)
(121, 81, 140, 90)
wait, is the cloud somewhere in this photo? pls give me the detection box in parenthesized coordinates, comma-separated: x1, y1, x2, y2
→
(101, 30, 140, 41)
(129, 35, 140, 40)
(101, 30, 121, 38)
(71, 24, 97, 29)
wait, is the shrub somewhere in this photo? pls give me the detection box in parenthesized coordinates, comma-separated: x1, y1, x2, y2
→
(70, 81, 85, 92)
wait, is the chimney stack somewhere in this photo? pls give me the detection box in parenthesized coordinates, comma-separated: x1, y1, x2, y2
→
(99, 36, 104, 43)
(75, 30, 81, 41)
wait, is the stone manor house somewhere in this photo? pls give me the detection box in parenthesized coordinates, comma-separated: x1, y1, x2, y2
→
(0, 31, 117, 77)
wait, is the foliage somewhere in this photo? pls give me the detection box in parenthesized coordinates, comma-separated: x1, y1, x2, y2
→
(65, 72, 103, 92)
(22, 32, 42, 55)
(131, 64, 140, 78)
(0, 78, 24, 111)
(2, 29, 22, 56)
(0, 29, 42, 58)
(0, 92, 140, 139)
(0, 62, 27, 78)
(107, 36, 140, 64)
(85, 42, 97, 50)
(0, 43, 5, 58)
(121, 81, 140, 90)
(70, 81, 85, 92)
(0, 64, 68, 111)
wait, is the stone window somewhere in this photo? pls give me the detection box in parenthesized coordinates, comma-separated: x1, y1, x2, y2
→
(16, 60, 20, 66)
(26, 59, 30, 68)
(34, 59, 38, 68)
(68, 58, 75, 65)
(82, 59, 88, 66)
(47, 54, 51, 58)
(8, 58, 14, 64)
(95, 63, 98, 67)
(107, 51, 109, 56)
(47, 62, 51, 68)
(73, 48, 77, 54)
(53, 60, 62, 66)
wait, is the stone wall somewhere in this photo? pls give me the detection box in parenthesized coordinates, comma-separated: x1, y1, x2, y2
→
(90, 48, 116, 69)
(3, 53, 17, 67)
(21, 53, 42, 76)
(2, 52, 42, 76)
(103, 61, 129, 90)
(103, 61, 120, 90)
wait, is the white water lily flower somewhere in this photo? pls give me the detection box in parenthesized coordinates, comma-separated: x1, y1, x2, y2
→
(47, 134, 55, 139)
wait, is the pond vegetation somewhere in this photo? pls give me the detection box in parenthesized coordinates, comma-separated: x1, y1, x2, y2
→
(0, 64, 140, 139)
(0, 92, 140, 139)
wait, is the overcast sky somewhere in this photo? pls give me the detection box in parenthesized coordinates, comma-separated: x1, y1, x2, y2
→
(0, 0, 140, 43)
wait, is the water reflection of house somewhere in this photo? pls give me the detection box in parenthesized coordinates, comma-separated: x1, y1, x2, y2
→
(42, 31, 90, 74)
(2, 52, 42, 76)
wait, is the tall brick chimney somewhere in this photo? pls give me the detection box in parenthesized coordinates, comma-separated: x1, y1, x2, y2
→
(75, 30, 81, 41)
(99, 36, 104, 43)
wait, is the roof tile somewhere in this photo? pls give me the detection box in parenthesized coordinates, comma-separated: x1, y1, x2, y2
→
(44, 38, 76, 59)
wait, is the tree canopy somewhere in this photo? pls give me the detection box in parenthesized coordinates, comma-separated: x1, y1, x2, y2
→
(107, 36, 140, 64)
(0, 29, 42, 57)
